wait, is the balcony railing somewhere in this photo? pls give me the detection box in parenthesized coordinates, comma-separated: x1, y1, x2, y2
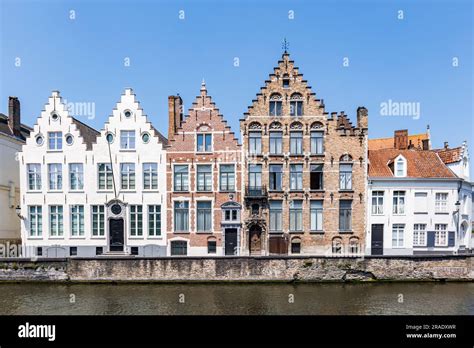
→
(245, 185, 268, 197)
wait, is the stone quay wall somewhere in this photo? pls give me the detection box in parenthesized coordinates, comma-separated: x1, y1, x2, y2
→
(0, 255, 472, 283)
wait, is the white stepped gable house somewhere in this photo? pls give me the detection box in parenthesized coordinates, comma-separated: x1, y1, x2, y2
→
(19, 89, 168, 257)
(366, 130, 472, 256)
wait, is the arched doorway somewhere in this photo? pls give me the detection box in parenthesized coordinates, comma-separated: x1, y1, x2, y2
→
(249, 225, 262, 255)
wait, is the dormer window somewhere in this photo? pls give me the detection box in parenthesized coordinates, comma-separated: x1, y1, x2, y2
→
(197, 133, 212, 152)
(269, 93, 282, 116)
(395, 156, 407, 177)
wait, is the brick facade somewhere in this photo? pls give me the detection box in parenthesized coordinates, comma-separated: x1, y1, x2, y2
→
(166, 83, 242, 256)
(240, 52, 368, 256)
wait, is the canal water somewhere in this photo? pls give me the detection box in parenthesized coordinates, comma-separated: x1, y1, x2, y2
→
(0, 283, 472, 315)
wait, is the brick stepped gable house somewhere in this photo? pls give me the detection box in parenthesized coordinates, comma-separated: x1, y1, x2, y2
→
(19, 89, 168, 257)
(0, 97, 31, 245)
(167, 82, 242, 256)
(240, 51, 368, 256)
(367, 129, 472, 255)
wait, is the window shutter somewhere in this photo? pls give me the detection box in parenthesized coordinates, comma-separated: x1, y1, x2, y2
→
(448, 231, 455, 247)
(427, 231, 436, 247)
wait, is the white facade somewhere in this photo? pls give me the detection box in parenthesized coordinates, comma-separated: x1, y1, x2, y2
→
(19, 89, 168, 257)
(0, 133, 23, 241)
(366, 178, 472, 255)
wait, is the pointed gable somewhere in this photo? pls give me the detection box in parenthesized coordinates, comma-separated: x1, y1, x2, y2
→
(168, 81, 240, 149)
(25, 91, 99, 152)
(245, 52, 325, 117)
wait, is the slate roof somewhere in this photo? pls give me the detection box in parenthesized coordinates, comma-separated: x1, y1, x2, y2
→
(0, 113, 32, 142)
(70, 117, 100, 150)
(150, 125, 168, 146)
(369, 148, 456, 178)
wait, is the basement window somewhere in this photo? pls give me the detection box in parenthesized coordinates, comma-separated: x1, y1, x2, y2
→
(69, 247, 77, 256)
(131, 247, 139, 255)
(37, 247, 43, 256)
(96, 247, 103, 256)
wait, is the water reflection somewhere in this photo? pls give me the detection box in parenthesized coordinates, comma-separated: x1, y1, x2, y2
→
(0, 283, 472, 315)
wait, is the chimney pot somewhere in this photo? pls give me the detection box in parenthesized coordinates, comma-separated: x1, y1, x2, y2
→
(168, 95, 183, 141)
(394, 129, 408, 150)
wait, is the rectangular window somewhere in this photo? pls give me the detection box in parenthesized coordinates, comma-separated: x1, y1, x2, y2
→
(290, 164, 303, 190)
(98, 163, 113, 190)
(289, 200, 303, 232)
(339, 164, 353, 190)
(435, 193, 448, 213)
(197, 165, 212, 191)
(393, 191, 406, 215)
(148, 205, 161, 237)
(290, 131, 303, 155)
(310, 131, 324, 155)
(28, 206, 42, 237)
(27, 164, 42, 191)
(392, 224, 405, 247)
(414, 192, 428, 213)
(413, 224, 427, 246)
(197, 134, 212, 152)
(207, 240, 217, 254)
(70, 205, 84, 236)
(48, 132, 62, 150)
(121, 163, 136, 190)
(371, 191, 384, 215)
(48, 163, 62, 190)
(69, 247, 77, 256)
(291, 240, 301, 254)
(197, 201, 212, 232)
(270, 100, 282, 116)
(435, 224, 448, 246)
(310, 200, 323, 231)
(171, 240, 187, 256)
(219, 164, 235, 191)
(174, 201, 189, 232)
(269, 200, 283, 232)
(339, 200, 352, 231)
(130, 205, 143, 236)
(249, 132, 262, 155)
(269, 164, 283, 191)
(49, 205, 64, 237)
(173, 165, 189, 191)
(310, 164, 323, 190)
(143, 163, 158, 190)
(224, 209, 239, 221)
(248, 164, 262, 189)
(120, 130, 135, 149)
(269, 132, 283, 155)
(91, 205, 105, 236)
(69, 163, 84, 190)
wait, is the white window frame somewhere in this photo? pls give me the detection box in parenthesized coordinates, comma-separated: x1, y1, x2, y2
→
(143, 163, 158, 190)
(69, 163, 84, 191)
(435, 224, 448, 246)
(413, 223, 427, 246)
(392, 223, 405, 248)
(49, 205, 64, 237)
(129, 205, 143, 237)
(120, 130, 136, 150)
(91, 205, 105, 237)
(27, 164, 42, 191)
(70, 205, 85, 237)
(28, 206, 42, 237)
(371, 191, 384, 215)
(48, 163, 62, 191)
(392, 191, 406, 215)
(435, 192, 448, 213)
(148, 205, 161, 237)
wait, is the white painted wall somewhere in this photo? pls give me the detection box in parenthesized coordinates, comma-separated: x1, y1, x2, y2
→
(366, 178, 472, 255)
(19, 89, 167, 257)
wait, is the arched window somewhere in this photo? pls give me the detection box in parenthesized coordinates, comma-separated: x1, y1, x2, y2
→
(395, 156, 406, 177)
(339, 154, 353, 190)
(207, 237, 217, 254)
(290, 93, 303, 116)
(269, 93, 282, 116)
(332, 237, 343, 254)
(291, 237, 301, 254)
(349, 237, 359, 254)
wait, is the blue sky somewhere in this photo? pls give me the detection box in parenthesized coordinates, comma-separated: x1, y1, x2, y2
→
(1, 0, 472, 165)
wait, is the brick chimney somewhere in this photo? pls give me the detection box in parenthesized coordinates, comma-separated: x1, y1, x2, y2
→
(394, 129, 408, 150)
(357, 106, 368, 129)
(168, 95, 183, 141)
(8, 96, 21, 136)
